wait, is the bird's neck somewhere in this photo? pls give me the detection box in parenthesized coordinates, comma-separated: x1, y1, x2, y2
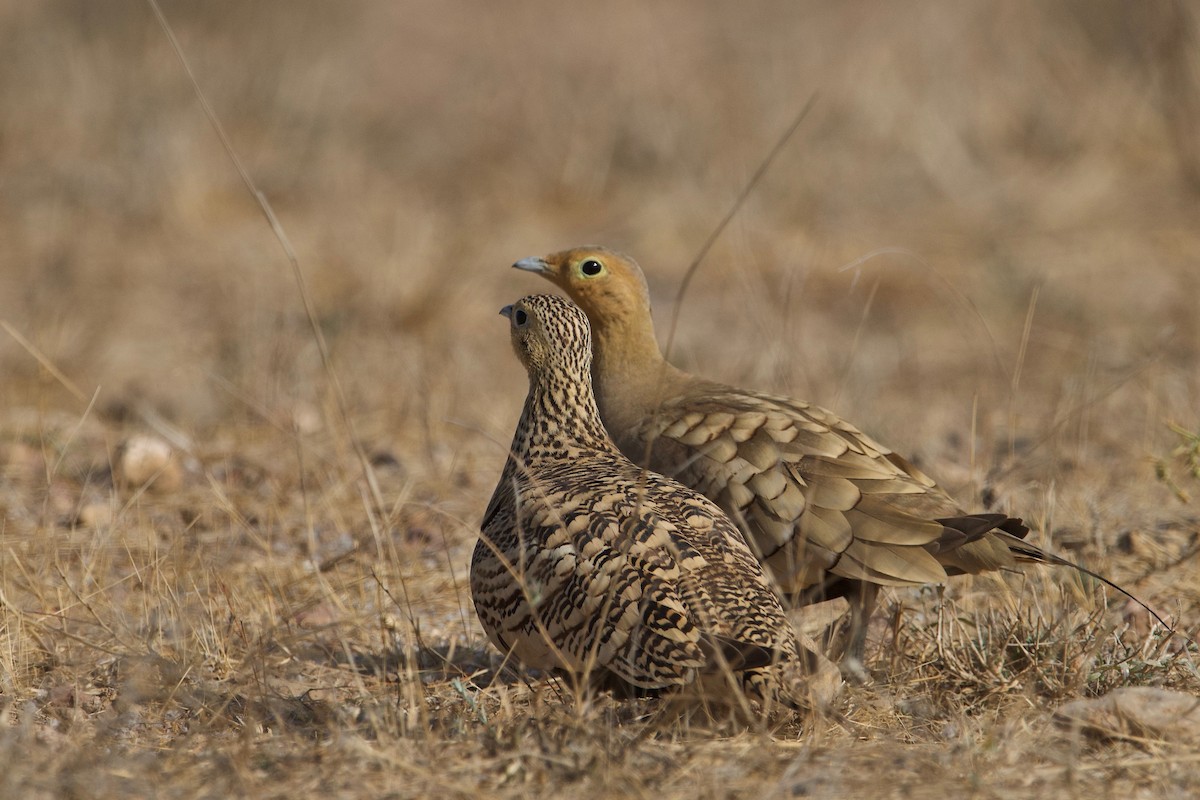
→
(590, 312, 688, 432)
(509, 370, 615, 463)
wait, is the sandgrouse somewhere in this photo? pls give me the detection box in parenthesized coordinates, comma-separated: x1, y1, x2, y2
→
(472, 293, 834, 711)
(515, 246, 1074, 661)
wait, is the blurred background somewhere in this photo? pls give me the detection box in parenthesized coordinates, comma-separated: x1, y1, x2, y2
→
(2, 0, 1198, 524)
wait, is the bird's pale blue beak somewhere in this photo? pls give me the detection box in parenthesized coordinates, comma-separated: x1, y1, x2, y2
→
(513, 257, 551, 275)
(499, 304, 514, 319)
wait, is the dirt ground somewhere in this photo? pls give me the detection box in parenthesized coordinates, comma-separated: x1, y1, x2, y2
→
(2, 2, 1199, 798)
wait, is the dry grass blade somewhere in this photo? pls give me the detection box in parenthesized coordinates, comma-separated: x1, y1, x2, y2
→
(663, 94, 818, 362)
(1, 320, 88, 403)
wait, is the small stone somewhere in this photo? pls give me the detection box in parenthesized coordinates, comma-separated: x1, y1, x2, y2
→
(77, 502, 115, 528)
(2, 441, 46, 482)
(292, 403, 323, 434)
(116, 435, 183, 493)
(293, 603, 341, 628)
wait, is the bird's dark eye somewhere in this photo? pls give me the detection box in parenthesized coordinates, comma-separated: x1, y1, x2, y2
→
(580, 259, 604, 277)
(514, 309, 528, 326)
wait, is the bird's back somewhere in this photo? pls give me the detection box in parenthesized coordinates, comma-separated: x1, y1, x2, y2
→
(620, 381, 1029, 593)
(473, 447, 806, 695)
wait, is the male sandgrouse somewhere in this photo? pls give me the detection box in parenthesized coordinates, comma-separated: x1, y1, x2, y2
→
(471, 293, 833, 712)
(514, 246, 1076, 661)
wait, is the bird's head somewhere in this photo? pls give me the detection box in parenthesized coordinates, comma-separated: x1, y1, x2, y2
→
(500, 294, 593, 379)
(512, 247, 652, 330)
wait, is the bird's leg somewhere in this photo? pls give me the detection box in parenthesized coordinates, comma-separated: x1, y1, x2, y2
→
(839, 582, 877, 683)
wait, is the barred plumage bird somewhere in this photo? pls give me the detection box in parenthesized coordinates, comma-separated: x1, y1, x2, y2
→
(471, 293, 836, 711)
(513, 246, 1083, 661)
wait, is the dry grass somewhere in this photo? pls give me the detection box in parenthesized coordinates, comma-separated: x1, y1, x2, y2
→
(2, 1, 1200, 797)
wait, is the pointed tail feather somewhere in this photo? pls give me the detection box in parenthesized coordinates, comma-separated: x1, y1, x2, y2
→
(989, 530, 1183, 638)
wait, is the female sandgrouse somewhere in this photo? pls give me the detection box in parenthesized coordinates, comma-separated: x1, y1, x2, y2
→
(514, 247, 1082, 661)
(472, 293, 832, 710)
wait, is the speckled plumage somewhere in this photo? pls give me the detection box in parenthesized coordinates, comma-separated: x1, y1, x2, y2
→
(472, 294, 828, 708)
(514, 247, 1057, 658)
